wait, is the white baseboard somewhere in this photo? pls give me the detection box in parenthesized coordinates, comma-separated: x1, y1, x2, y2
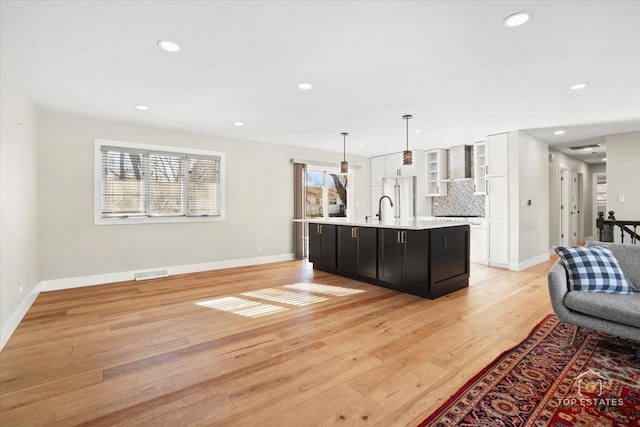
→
(1, 284, 41, 351)
(39, 253, 295, 292)
(509, 253, 551, 272)
(470, 256, 488, 265)
(488, 261, 509, 269)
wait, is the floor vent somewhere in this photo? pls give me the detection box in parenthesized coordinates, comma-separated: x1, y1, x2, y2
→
(135, 269, 169, 281)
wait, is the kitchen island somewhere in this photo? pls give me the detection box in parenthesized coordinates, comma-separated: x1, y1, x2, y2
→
(300, 219, 470, 299)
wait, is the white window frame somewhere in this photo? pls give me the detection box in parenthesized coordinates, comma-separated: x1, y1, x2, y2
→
(94, 139, 225, 225)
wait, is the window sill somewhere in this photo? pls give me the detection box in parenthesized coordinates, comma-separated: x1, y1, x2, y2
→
(94, 215, 225, 225)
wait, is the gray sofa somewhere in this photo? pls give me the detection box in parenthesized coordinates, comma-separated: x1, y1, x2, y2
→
(548, 241, 640, 343)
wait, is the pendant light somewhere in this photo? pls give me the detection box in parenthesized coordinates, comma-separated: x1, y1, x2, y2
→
(402, 114, 413, 166)
(340, 132, 349, 173)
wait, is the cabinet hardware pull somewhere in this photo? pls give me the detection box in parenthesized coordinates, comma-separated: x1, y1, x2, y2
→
(397, 231, 401, 244)
(354, 228, 358, 239)
(486, 181, 489, 195)
(401, 231, 406, 244)
(485, 165, 488, 174)
(319, 225, 323, 234)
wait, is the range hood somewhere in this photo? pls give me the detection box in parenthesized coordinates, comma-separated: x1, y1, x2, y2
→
(448, 145, 472, 180)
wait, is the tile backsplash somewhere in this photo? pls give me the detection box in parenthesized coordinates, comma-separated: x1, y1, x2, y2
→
(432, 180, 485, 216)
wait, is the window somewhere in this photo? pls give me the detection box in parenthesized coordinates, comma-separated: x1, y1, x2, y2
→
(95, 139, 224, 224)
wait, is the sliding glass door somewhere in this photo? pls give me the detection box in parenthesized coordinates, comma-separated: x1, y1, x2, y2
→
(305, 168, 348, 219)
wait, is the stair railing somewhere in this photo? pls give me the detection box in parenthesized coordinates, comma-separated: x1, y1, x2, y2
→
(596, 211, 640, 244)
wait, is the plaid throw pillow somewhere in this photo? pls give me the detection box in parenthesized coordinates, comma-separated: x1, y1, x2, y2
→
(554, 246, 631, 294)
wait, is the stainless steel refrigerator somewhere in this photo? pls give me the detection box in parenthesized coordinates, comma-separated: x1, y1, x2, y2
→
(381, 176, 416, 221)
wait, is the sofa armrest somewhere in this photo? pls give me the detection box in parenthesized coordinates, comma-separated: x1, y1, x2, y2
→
(548, 259, 573, 323)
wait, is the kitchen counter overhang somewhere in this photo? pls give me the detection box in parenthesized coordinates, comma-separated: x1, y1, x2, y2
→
(295, 218, 468, 230)
(299, 219, 470, 299)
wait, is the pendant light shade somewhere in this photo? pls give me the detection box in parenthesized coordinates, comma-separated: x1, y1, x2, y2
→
(340, 132, 349, 173)
(402, 115, 413, 166)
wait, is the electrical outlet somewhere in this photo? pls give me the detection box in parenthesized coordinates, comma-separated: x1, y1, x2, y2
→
(18, 285, 23, 294)
(257, 246, 264, 252)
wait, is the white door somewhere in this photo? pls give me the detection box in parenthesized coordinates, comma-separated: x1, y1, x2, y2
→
(570, 171, 579, 245)
(560, 166, 569, 245)
(487, 175, 509, 267)
(577, 173, 584, 243)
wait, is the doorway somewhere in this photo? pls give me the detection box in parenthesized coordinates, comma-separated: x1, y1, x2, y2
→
(592, 172, 607, 238)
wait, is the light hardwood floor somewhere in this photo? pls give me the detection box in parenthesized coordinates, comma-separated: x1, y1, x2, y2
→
(0, 258, 556, 426)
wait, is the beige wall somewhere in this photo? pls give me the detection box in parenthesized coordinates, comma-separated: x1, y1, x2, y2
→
(0, 56, 40, 347)
(507, 131, 549, 266)
(516, 131, 549, 263)
(606, 131, 640, 220)
(38, 111, 371, 281)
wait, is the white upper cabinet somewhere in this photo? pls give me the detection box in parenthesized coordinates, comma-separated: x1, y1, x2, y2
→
(384, 152, 403, 178)
(424, 149, 448, 197)
(473, 141, 487, 195)
(371, 156, 385, 186)
(373, 152, 420, 179)
(486, 133, 509, 177)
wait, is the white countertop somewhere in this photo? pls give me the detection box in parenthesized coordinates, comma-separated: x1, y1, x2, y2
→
(294, 218, 469, 230)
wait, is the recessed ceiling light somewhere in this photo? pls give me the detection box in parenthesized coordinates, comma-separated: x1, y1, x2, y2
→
(554, 130, 565, 135)
(389, 149, 394, 152)
(157, 40, 181, 53)
(603, 158, 607, 162)
(415, 130, 421, 133)
(298, 83, 313, 90)
(445, 137, 451, 142)
(134, 104, 148, 111)
(583, 147, 593, 151)
(357, 143, 363, 146)
(233, 122, 244, 126)
(502, 11, 532, 28)
(570, 83, 588, 90)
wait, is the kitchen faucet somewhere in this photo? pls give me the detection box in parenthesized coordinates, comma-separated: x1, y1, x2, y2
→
(377, 195, 394, 221)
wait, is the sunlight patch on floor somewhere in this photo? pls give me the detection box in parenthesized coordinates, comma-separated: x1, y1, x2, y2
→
(284, 282, 366, 296)
(242, 288, 329, 306)
(196, 296, 288, 317)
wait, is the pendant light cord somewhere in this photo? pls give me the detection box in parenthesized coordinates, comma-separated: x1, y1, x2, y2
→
(341, 132, 349, 162)
(405, 116, 409, 150)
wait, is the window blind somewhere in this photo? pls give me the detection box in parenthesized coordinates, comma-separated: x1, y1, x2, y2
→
(101, 146, 147, 217)
(99, 145, 222, 219)
(149, 152, 183, 216)
(187, 155, 221, 216)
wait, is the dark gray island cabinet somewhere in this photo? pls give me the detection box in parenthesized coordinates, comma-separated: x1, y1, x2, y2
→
(308, 221, 470, 299)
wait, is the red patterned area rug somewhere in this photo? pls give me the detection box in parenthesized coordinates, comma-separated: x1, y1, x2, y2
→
(419, 315, 640, 427)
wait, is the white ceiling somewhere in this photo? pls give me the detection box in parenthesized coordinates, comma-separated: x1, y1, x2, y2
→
(2, 1, 639, 163)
